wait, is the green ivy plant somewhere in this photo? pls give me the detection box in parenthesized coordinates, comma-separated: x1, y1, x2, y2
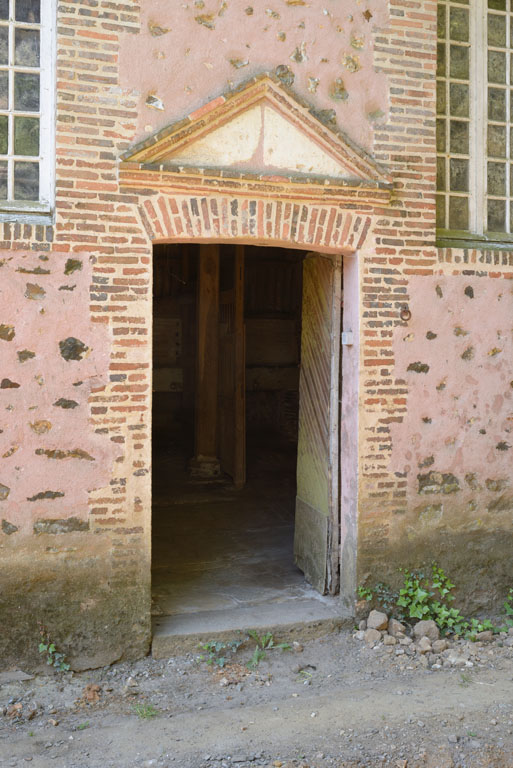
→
(38, 624, 70, 672)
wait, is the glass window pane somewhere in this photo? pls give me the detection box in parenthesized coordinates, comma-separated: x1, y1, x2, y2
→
(15, 1, 41, 24)
(13, 159, 38, 199)
(488, 50, 506, 82)
(450, 120, 469, 153)
(488, 124, 507, 157)
(0, 0, 7, 20)
(0, 160, 6, 197)
(450, 158, 468, 191)
(489, 87, 506, 120)
(488, 199, 506, 231)
(14, 71, 39, 110)
(437, 82, 447, 114)
(449, 196, 469, 229)
(14, 115, 38, 155)
(0, 114, 7, 154)
(437, 4, 446, 39)
(489, 0, 506, 10)
(450, 8, 469, 42)
(488, 161, 506, 195)
(15, 28, 40, 67)
(437, 42, 446, 78)
(510, 162, 513, 195)
(437, 157, 446, 190)
(450, 45, 470, 79)
(488, 13, 507, 47)
(0, 70, 7, 108)
(0, 25, 7, 65)
(450, 83, 469, 117)
(436, 118, 446, 152)
(436, 195, 446, 229)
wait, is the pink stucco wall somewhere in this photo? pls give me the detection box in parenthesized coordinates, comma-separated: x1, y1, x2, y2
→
(0, 253, 118, 533)
(390, 274, 513, 529)
(119, 0, 388, 152)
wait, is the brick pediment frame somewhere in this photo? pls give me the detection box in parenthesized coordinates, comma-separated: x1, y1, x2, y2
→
(120, 75, 392, 253)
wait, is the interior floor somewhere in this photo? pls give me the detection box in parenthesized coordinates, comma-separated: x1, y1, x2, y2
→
(151, 428, 326, 621)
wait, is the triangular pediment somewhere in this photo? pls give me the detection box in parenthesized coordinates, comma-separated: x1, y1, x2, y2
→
(122, 75, 391, 188)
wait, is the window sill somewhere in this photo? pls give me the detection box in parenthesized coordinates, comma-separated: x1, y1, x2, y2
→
(0, 201, 54, 225)
(436, 230, 513, 251)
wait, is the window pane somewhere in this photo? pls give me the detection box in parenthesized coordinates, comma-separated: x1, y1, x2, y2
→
(488, 50, 507, 82)
(488, 13, 507, 47)
(437, 42, 446, 78)
(14, 71, 39, 110)
(436, 118, 446, 152)
(437, 4, 446, 38)
(0, 114, 7, 154)
(450, 158, 468, 191)
(437, 83, 447, 114)
(0, 0, 7, 20)
(14, 115, 38, 155)
(0, 70, 7, 108)
(15, 28, 40, 67)
(15, 1, 41, 24)
(436, 195, 446, 228)
(488, 199, 506, 230)
(488, 161, 506, 195)
(437, 157, 446, 190)
(450, 120, 469, 153)
(489, 87, 506, 120)
(450, 83, 469, 117)
(450, 45, 470, 79)
(488, 124, 507, 157)
(0, 25, 7, 65)
(449, 196, 469, 229)
(489, 0, 506, 10)
(13, 159, 38, 199)
(450, 8, 469, 42)
(0, 160, 6, 197)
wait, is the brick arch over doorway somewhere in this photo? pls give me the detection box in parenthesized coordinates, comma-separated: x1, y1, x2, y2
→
(135, 192, 373, 255)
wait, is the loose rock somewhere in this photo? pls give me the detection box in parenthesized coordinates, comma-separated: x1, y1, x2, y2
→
(367, 610, 388, 631)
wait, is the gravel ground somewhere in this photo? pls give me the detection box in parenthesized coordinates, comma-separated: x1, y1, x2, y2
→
(1, 622, 513, 768)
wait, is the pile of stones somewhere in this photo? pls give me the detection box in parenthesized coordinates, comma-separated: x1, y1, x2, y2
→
(354, 610, 513, 670)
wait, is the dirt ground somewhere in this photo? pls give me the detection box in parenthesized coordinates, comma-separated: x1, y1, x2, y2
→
(1, 626, 513, 768)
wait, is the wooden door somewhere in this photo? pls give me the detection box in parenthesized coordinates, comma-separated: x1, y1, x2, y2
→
(294, 253, 341, 594)
(218, 246, 246, 487)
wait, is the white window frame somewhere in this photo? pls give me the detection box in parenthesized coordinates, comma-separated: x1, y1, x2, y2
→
(437, 0, 513, 246)
(0, 0, 56, 221)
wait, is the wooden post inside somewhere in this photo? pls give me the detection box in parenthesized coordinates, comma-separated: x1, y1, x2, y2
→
(190, 243, 221, 477)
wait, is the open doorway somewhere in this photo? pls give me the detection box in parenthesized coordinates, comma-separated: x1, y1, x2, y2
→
(151, 243, 342, 635)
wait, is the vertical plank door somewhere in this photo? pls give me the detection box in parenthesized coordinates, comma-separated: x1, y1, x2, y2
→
(218, 246, 246, 487)
(294, 253, 341, 594)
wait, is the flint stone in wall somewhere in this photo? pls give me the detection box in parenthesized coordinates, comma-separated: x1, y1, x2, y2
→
(1, 519, 18, 535)
(33, 517, 89, 534)
(59, 337, 89, 362)
(0, 324, 15, 341)
(0, 484, 10, 500)
(418, 471, 460, 495)
(53, 398, 79, 409)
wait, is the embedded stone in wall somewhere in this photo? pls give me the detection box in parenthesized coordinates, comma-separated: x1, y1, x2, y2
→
(25, 283, 46, 301)
(59, 337, 89, 362)
(487, 495, 513, 513)
(275, 64, 294, 86)
(30, 421, 52, 434)
(33, 517, 90, 534)
(330, 77, 348, 101)
(35, 448, 95, 461)
(53, 398, 79, 409)
(496, 441, 510, 452)
(464, 285, 474, 298)
(1, 519, 18, 535)
(27, 490, 65, 501)
(426, 331, 437, 340)
(0, 378, 20, 389)
(18, 349, 35, 363)
(407, 361, 430, 374)
(64, 259, 82, 276)
(486, 478, 508, 492)
(0, 484, 10, 500)
(0, 324, 15, 341)
(418, 471, 460, 495)
(461, 346, 474, 361)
